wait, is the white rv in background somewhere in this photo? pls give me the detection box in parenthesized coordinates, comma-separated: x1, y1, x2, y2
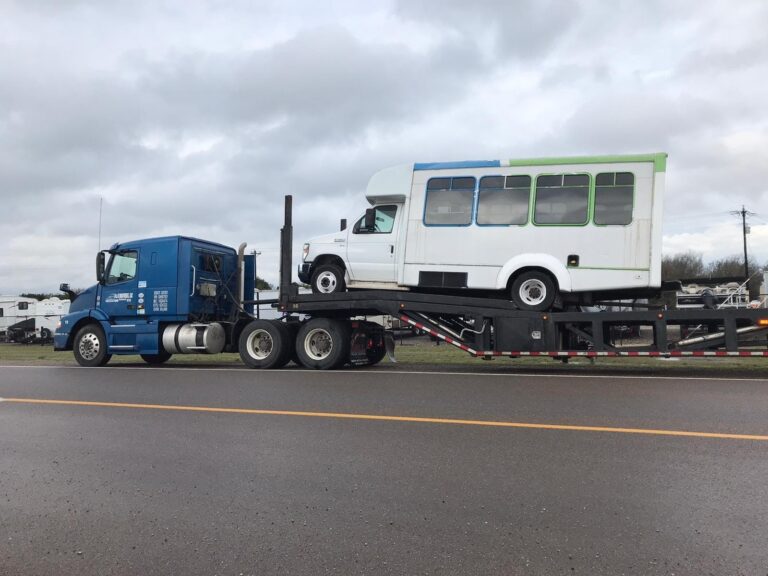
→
(299, 153, 666, 310)
(0, 296, 70, 342)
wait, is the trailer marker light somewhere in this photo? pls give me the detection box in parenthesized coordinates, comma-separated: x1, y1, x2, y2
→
(758, 318, 768, 327)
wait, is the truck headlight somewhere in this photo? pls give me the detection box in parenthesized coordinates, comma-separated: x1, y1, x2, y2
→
(302, 243, 310, 261)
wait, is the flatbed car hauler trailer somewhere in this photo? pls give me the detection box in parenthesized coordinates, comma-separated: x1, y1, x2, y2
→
(267, 196, 768, 368)
(55, 195, 768, 369)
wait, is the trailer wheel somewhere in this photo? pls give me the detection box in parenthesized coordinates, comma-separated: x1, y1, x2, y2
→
(511, 271, 556, 311)
(73, 324, 112, 367)
(310, 264, 346, 294)
(140, 351, 172, 365)
(239, 319, 293, 369)
(295, 318, 351, 370)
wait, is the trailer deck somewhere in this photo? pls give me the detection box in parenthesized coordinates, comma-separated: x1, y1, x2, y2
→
(271, 195, 768, 367)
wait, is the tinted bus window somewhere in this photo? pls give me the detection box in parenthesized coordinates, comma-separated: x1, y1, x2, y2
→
(594, 172, 634, 225)
(534, 174, 589, 225)
(477, 175, 531, 225)
(424, 177, 476, 226)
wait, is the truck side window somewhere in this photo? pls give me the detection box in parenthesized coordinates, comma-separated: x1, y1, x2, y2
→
(477, 175, 531, 225)
(106, 250, 138, 285)
(594, 172, 634, 225)
(533, 174, 590, 225)
(354, 205, 398, 234)
(424, 177, 475, 226)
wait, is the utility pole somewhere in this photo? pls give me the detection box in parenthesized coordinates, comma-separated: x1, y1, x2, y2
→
(729, 205, 755, 280)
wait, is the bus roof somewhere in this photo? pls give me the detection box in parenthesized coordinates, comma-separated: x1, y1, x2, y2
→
(413, 152, 667, 173)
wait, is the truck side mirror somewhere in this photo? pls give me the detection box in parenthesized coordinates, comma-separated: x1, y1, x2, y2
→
(364, 208, 376, 230)
(96, 252, 106, 284)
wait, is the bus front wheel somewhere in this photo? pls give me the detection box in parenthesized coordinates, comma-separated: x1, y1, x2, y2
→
(510, 271, 556, 311)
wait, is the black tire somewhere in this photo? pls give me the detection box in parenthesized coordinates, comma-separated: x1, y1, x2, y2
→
(510, 271, 557, 311)
(239, 319, 293, 369)
(365, 345, 387, 367)
(310, 263, 346, 294)
(295, 318, 351, 370)
(140, 350, 172, 365)
(73, 324, 112, 367)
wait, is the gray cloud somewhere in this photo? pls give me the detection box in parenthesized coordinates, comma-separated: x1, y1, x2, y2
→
(1, 0, 767, 293)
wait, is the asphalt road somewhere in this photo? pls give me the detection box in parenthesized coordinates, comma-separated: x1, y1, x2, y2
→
(1, 365, 767, 575)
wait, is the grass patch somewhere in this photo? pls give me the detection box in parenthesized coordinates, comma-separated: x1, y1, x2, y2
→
(2, 341, 768, 377)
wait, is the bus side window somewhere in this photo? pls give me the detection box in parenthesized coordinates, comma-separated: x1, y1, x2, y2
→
(594, 172, 634, 225)
(424, 177, 475, 226)
(477, 175, 531, 225)
(533, 174, 590, 225)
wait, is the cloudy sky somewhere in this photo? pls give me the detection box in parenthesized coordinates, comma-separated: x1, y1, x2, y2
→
(1, 0, 767, 293)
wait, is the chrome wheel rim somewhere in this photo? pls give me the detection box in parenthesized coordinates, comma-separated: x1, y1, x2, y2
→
(246, 329, 273, 360)
(78, 332, 101, 361)
(316, 271, 338, 293)
(519, 279, 547, 306)
(304, 328, 333, 361)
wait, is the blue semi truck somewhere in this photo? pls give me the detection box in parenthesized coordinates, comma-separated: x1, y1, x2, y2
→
(54, 231, 388, 369)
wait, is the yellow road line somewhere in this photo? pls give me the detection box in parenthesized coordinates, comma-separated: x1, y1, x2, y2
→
(2, 397, 768, 442)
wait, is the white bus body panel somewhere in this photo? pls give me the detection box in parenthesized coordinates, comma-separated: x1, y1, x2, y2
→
(303, 155, 665, 295)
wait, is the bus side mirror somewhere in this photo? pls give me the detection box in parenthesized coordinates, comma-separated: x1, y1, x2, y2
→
(364, 208, 376, 230)
(96, 252, 106, 284)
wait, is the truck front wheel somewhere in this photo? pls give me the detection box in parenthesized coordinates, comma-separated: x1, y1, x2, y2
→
(310, 263, 346, 294)
(73, 324, 112, 367)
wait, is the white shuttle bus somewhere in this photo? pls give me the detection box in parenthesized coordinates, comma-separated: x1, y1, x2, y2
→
(298, 153, 667, 310)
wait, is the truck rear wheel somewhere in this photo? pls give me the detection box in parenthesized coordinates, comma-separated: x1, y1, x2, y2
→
(73, 324, 112, 367)
(295, 318, 351, 370)
(510, 271, 556, 311)
(239, 320, 293, 369)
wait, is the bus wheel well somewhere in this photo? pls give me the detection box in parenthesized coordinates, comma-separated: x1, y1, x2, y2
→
(506, 267, 559, 291)
(313, 254, 346, 271)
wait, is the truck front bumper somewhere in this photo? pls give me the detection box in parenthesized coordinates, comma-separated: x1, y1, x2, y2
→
(53, 331, 70, 351)
(298, 262, 312, 284)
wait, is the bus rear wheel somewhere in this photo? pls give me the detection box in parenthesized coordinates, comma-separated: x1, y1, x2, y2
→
(511, 271, 556, 311)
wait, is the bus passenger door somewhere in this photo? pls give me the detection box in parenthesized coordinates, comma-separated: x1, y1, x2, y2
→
(346, 204, 400, 283)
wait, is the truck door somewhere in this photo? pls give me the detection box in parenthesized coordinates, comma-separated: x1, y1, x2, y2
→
(346, 204, 400, 283)
(99, 250, 139, 318)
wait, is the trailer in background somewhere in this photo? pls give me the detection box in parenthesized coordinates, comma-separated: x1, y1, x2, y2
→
(1, 296, 70, 343)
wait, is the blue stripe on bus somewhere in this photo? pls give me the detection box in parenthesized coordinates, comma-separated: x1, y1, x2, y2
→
(414, 160, 501, 171)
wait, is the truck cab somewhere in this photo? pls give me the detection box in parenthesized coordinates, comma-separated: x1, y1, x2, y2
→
(55, 236, 251, 366)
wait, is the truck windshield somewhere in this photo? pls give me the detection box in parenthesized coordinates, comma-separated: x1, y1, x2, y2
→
(106, 251, 138, 285)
